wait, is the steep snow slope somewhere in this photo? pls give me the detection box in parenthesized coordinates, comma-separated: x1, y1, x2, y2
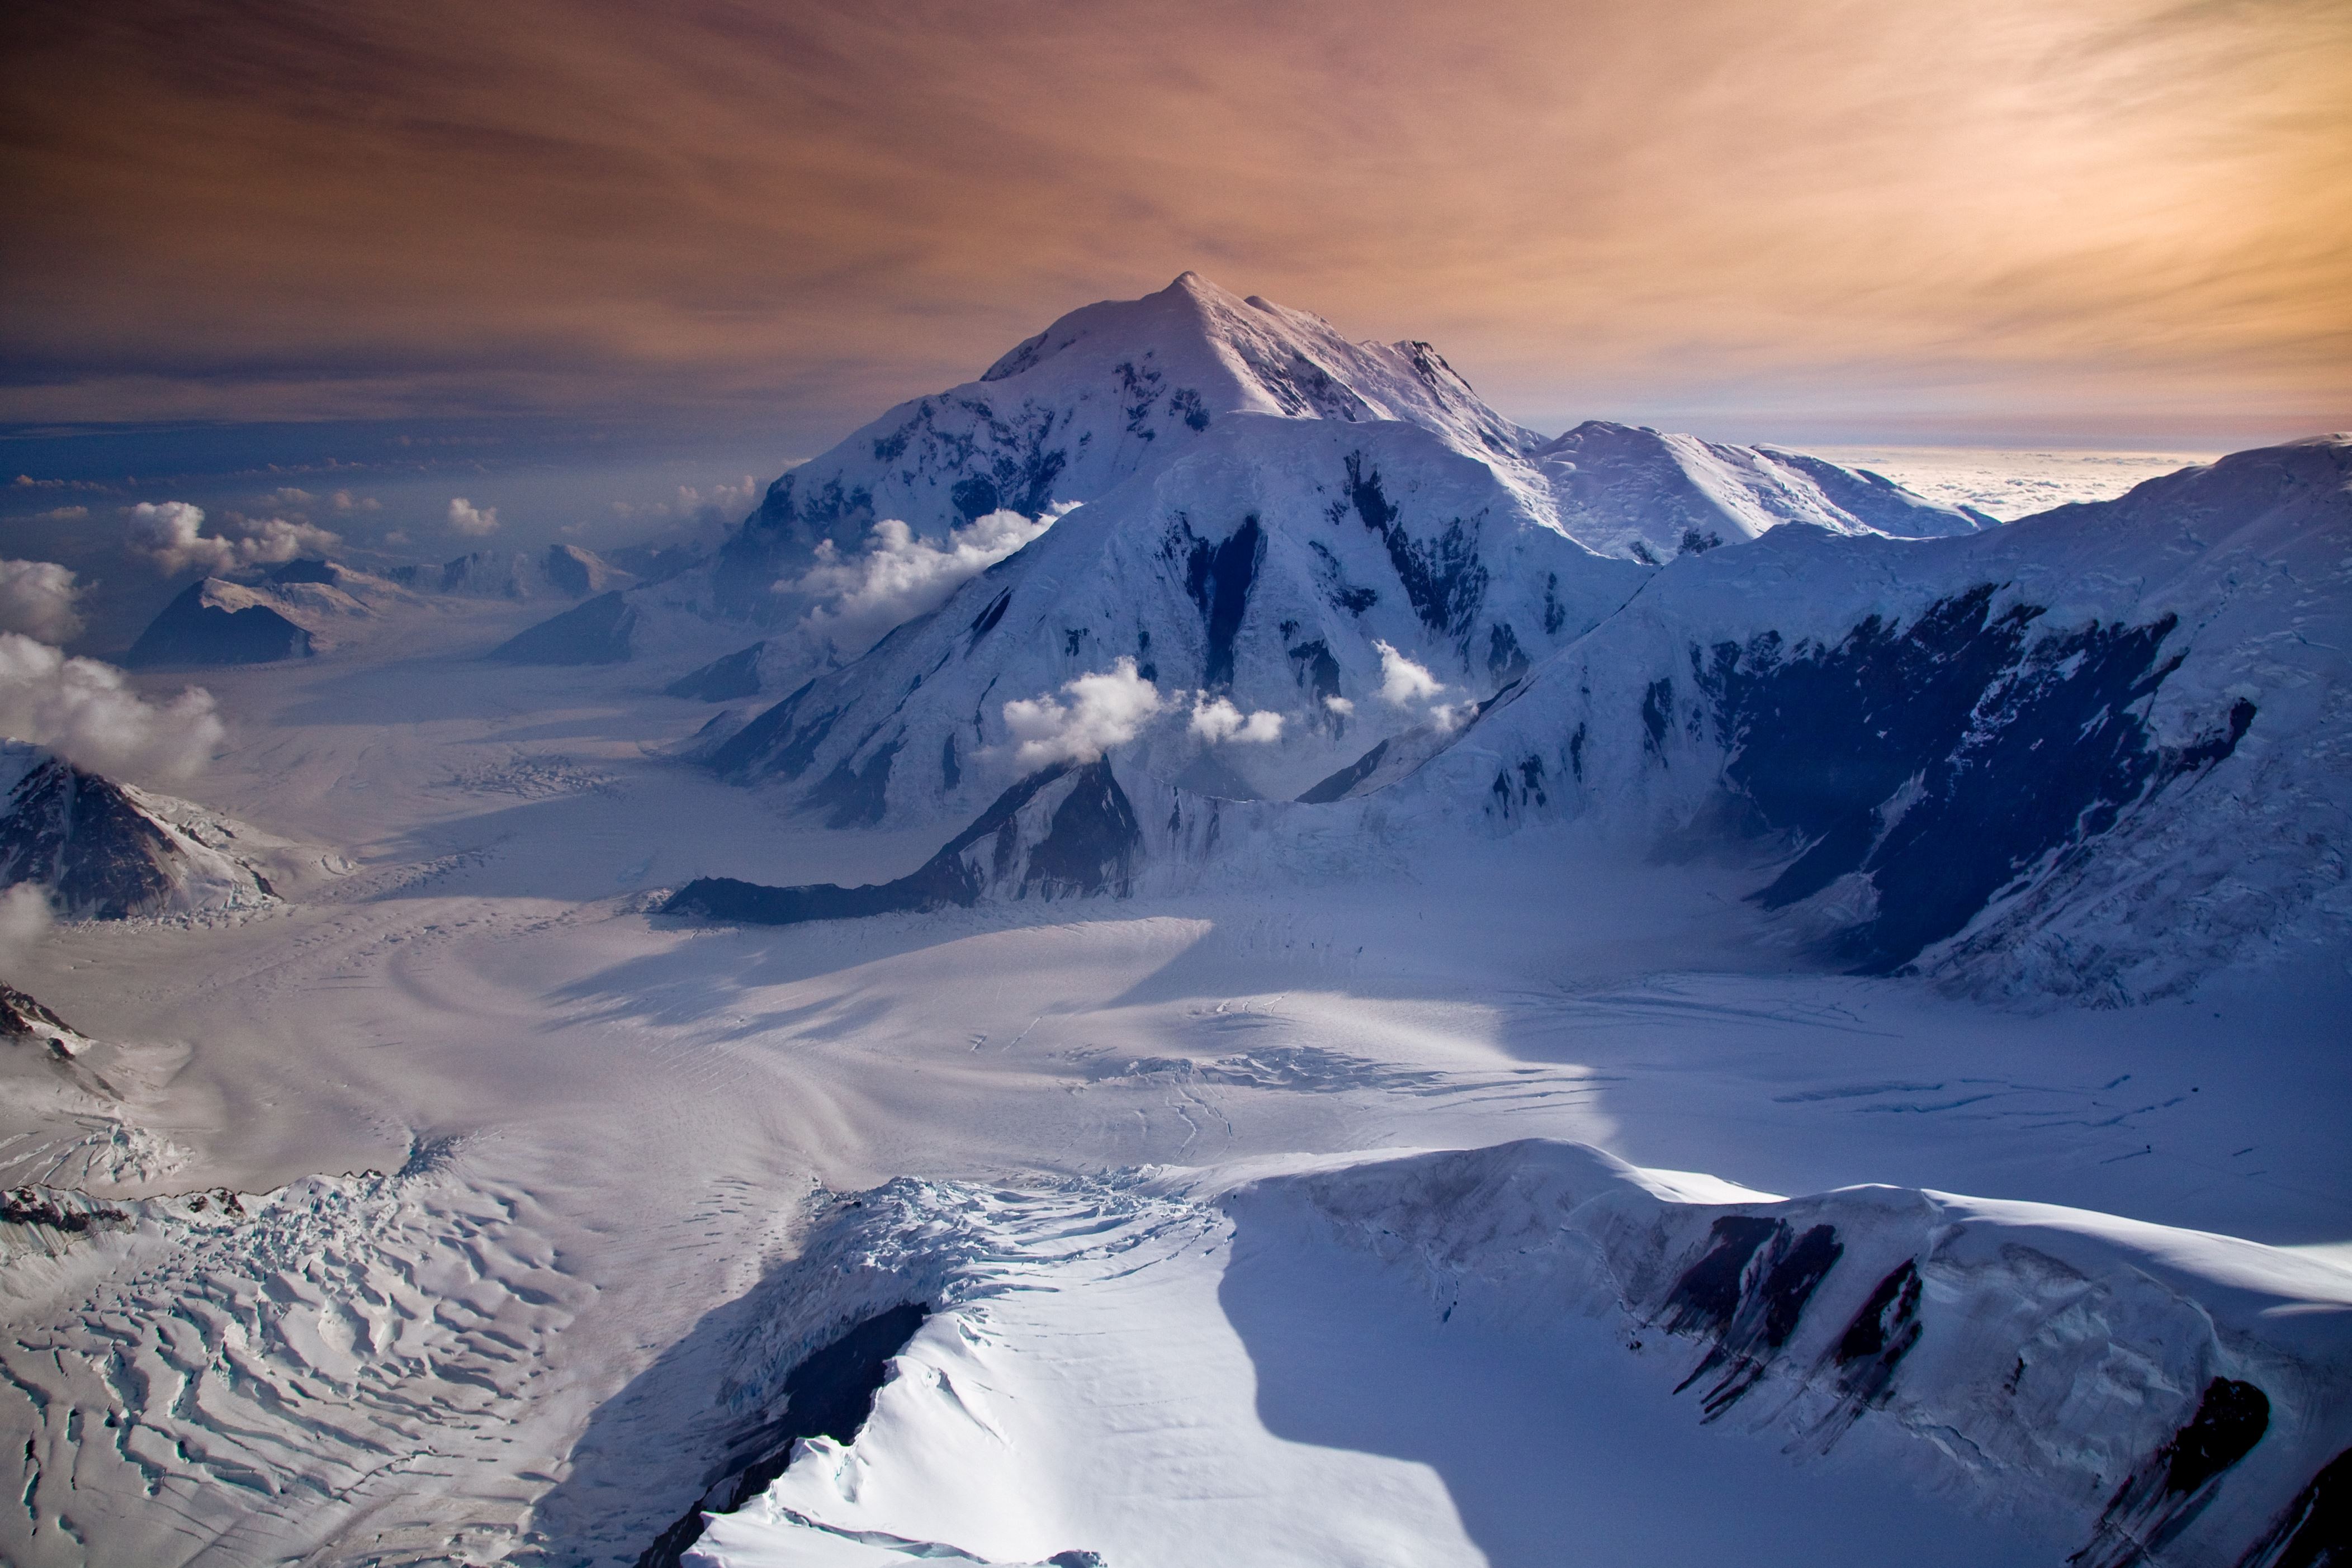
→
(0, 741, 277, 918)
(697, 415, 1648, 825)
(1364, 434, 2352, 1001)
(710, 272, 1544, 621)
(539, 276, 1972, 688)
(675, 435, 2348, 1008)
(1536, 421, 1994, 561)
(683, 1141, 2352, 1568)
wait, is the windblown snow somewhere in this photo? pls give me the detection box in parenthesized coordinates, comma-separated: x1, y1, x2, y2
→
(2, 275, 2346, 1568)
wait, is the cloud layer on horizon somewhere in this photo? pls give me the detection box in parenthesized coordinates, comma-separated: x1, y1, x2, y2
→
(3, 0, 2345, 444)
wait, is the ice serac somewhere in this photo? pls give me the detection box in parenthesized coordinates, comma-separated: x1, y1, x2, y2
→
(701, 414, 1647, 827)
(1371, 434, 2352, 1001)
(1535, 420, 1990, 563)
(0, 741, 273, 919)
(662, 757, 1141, 926)
(711, 271, 1549, 621)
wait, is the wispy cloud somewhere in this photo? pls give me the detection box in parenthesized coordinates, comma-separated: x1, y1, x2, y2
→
(1, 1, 2343, 440)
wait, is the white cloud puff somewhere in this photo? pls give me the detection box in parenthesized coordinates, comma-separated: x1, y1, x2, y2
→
(1374, 640, 1445, 705)
(1190, 695, 1284, 744)
(127, 501, 340, 575)
(0, 561, 86, 645)
(0, 633, 225, 783)
(447, 498, 500, 536)
(1002, 657, 1162, 770)
(1323, 695, 1356, 716)
(791, 509, 1057, 657)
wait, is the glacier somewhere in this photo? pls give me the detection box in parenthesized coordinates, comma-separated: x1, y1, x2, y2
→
(0, 274, 2345, 1568)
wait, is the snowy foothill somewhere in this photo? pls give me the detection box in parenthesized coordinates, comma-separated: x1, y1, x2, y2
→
(0, 274, 2345, 1568)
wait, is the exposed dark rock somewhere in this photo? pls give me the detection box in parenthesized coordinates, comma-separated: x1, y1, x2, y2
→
(488, 591, 636, 665)
(1659, 1216, 1846, 1419)
(667, 643, 768, 702)
(0, 751, 184, 918)
(1183, 515, 1264, 688)
(1298, 738, 1391, 804)
(2236, 1447, 2351, 1568)
(124, 582, 313, 667)
(1342, 453, 1487, 636)
(637, 1302, 929, 1568)
(2077, 1377, 2273, 1568)
(1694, 586, 2259, 972)
(0, 981, 74, 1043)
(664, 759, 1140, 927)
(1, 1190, 126, 1233)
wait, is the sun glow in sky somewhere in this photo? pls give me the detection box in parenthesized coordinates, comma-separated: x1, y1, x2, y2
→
(3, 0, 2347, 448)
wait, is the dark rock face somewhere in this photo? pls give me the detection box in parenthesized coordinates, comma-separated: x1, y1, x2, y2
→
(0, 753, 184, 918)
(2078, 1376, 2274, 1568)
(662, 759, 1140, 928)
(1659, 1216, 1845, 1420)
(488, 591, 636, 665)
(1297, 737, 1390, 804)
(636, 1302, 929, 1568)
(124, 583, 312, 668)
(1693, 585, 2256, 972)
(1181, 514, 1265, 689)
(0, 982, 75, 1043)
(2236, 1447, 2351, 1568)
(666, 643, 767, 702)
(1340, 453, 1487, 637)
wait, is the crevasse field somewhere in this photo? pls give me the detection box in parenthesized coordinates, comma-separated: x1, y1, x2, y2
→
(2, 277, 2346, 1568)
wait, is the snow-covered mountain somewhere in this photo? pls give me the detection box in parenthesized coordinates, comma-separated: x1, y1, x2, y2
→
(123, 559, 413, 667)
(0, 741, 276, 918)
(708, 272, 1545, 622)
(518, 274, 1978, 686)
(1536, 420, 1996, 561)
(676, 435, 2349, 1006)
(674, 1141, 2352, 1568)
(1332, 434, 2350, 1000)
(388, 543, 635, 601)
(693, 414, 1648, 824)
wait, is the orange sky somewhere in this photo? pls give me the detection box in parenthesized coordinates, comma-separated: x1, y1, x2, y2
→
(4, 0, 2346, 444)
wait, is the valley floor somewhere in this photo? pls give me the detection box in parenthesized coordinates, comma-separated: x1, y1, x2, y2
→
(3, 607, 2345, 1566)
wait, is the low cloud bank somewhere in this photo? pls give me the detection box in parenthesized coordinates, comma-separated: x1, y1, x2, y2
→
(0, 633, 225, 783)
(1003, 657, 1163, 769)
(129, 501, 340, 575)
(789, 509, 1058, 657)
(0, 561, 86, 644)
